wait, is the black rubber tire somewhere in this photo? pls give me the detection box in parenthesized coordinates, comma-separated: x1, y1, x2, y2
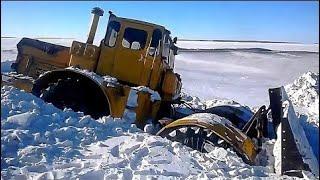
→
(202, 106, 253, 129)
(40, 76, 110, 119)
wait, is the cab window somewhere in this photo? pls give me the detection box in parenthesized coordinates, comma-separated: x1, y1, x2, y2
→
(122, 27, 147, 50)
(148, 29, 162, 56)
(105, 21, 121, 47)
(162, 34, 170, 64)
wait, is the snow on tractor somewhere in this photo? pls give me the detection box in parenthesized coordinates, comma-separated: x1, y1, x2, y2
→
(1, 7, 318, 177)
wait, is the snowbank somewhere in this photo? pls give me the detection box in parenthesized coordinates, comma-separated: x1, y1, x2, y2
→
(1, 85, 283, 179)
(274, 90, 319, 176)
(284, 72, 319, 162)
(285, 71, 319, 124)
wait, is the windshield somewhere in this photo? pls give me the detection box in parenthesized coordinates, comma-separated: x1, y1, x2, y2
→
(148, 29, 162, 56)
(104, 21, 121, 47)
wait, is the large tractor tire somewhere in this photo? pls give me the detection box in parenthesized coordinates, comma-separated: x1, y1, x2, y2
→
(202, 105, 253, 129)
(32, 69, 110, 119)
(157, 113, 257, 165)
(173, 103, 253, 130)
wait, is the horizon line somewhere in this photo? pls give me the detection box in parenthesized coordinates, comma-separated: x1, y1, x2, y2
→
(1, 36, 318, 45)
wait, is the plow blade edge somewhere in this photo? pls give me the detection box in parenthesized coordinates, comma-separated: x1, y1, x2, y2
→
(269, 87, 319, 177)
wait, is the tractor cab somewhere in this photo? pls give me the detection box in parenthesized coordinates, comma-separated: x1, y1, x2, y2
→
(96, 12, 178, 90)
(69, 10, 180, 99)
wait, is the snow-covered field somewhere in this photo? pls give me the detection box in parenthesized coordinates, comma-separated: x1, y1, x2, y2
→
(175, 40, 319, 107)
(177, 40, 319, 52)
(1, 38, 319, 179)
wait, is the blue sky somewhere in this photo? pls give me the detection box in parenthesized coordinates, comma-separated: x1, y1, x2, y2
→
(1, 1, 319, 44)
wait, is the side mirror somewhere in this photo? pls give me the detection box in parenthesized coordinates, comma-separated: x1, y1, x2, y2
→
(173, 45, 178, 55)
(173, 37, 177, 44)
(173, 48, 178, 55)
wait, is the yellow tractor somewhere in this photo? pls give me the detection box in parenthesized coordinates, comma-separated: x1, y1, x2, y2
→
(2, 7, 318, 177)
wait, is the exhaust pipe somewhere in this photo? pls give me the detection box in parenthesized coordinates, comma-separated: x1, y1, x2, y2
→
(86, 7, 104, 44)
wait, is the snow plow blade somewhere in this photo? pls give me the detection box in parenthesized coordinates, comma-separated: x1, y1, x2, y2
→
(269, 87, 319, 177)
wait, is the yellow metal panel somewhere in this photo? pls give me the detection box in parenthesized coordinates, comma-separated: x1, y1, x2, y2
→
(20, 46, 70, 66)
(139, 55, 153, 86)
(103, 85, 130, 118)
(162, 70, 177, 94)
(112, 21, 153, 86)
(96, 44, 117, 76)
(135, 92, 152, 128)
(69, 41, 101, 71)
(148, 59, 163, 90)
(103, 85, 159, 128)
(15, 45, 70, 78)
(96, 17, 171, 93)
(151, 101, 161, 120)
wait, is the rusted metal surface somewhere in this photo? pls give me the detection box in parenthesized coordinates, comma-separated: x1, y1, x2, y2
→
(157, 114, 258, 164)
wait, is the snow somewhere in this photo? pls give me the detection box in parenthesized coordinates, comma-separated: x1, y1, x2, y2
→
(65, 67, 119, 87)
(176, 52, 318, 108)
(65, 67, 161, 103)
(281, 96, 319, 176)
(182, 113, 233, 126)
(2, 37, 318, 107)
(1, 38, 74, 63)
(284, 72, 319, 162)
(272, 73, 320, 177)
(1, 38, 319, 179)
(177, 40, 319, 52)
(174, 42, 319, 107)
(273, 89, 319, 176)
(285, 71, 319, 124)
(2, 85, 283, 179)
(132, 86, 161, 102)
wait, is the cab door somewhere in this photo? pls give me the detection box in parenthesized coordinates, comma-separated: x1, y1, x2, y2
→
(141, 28, 164, 89)
(96, 20, 121, 76)
(112, 23, 153, 86)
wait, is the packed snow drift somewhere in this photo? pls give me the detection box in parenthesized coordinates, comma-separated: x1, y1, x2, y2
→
(1, 38, 319, 179)
(1, 85, 276, 179)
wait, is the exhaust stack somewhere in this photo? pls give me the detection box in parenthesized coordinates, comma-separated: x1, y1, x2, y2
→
(87, 7, 104, 44)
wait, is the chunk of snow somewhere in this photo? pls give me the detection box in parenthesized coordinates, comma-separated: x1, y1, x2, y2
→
(132, 86, 161, 102)
(182, 113, 233, 126)
(7, 112, 36, 128)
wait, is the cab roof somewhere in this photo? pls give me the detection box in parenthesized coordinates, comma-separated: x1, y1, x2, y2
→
(109, 12, 171, 34)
